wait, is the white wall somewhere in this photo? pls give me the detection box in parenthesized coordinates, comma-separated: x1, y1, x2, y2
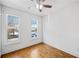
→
(43, 0, 79, 57)
(0, 5, 2, 57)
(2, 6, 43, 54)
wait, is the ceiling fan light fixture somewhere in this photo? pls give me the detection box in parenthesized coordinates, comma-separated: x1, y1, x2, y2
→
(30, 0, 53, 12)
(36, 4, 39, 9)
(40, 4, 43, 9)
(36, 4, 43, 9)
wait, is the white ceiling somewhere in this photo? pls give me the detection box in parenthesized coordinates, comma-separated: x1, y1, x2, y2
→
(0, 0, 79, 16)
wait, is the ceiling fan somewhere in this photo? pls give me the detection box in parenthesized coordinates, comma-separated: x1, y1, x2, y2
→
(30, 0, 52, 12)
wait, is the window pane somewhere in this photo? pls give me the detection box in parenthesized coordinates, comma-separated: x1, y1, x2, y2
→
(31, 16, 38, 39)
(7, 15, 20, 40)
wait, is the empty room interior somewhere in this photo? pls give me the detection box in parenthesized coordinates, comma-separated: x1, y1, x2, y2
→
(0, 0, 79, 58)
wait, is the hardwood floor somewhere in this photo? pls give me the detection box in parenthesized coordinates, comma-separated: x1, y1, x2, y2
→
(1, 43, 76, 58)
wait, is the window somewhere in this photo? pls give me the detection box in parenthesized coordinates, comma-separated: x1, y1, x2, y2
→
(31, 16, 38, 40)
(7, 14, 20, 40)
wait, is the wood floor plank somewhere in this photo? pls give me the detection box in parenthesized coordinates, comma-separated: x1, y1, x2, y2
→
(1, 43, 77, 58)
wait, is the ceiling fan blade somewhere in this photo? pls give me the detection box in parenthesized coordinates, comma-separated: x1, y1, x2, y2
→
(43, 5, 52, 8)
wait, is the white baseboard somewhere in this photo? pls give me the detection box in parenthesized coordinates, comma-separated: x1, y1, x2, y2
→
(44, 42, 79, 58)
